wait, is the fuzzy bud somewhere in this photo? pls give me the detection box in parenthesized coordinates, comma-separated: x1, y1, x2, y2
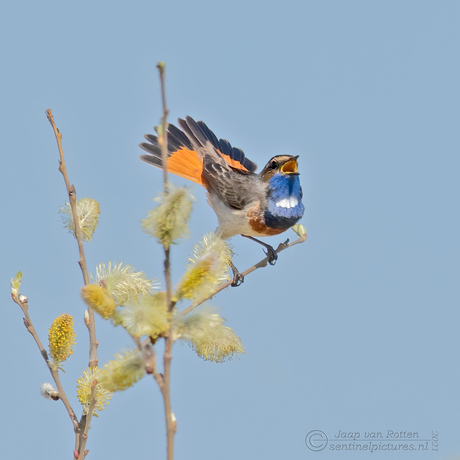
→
(141, 185, 193, 248)
(291, 223, 307, 238)
(142, 343, 156, 374)
(11, 271, 22, 297)
(60, 198, 100, 242)
(40, 383, 59, 400)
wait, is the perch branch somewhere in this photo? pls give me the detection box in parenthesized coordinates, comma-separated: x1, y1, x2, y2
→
(179, 233, 307, 318)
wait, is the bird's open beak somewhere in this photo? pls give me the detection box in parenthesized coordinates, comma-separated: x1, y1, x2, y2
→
(281, 157, 299, 174)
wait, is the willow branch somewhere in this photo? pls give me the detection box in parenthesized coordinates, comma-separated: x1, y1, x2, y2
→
(157, 62, 170, 195)
(163, 334, 175, 460)
(46, 109, 98, 369)
(11, 294, 79, 430)
(179, 233, 307, 318)
(156, 62, 175, 460)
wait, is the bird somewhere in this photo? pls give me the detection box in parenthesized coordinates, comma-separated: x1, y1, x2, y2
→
(139, 116, 304, 285)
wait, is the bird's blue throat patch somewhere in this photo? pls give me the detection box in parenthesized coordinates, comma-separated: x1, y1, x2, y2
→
(264, 173, 304, 229)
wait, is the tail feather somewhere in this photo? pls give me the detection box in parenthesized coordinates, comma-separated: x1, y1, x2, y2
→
(139, 116, 258, 186)
(177, 117, 206, 148)
(168, 123, 193, 150)
(164, 148, 203, 184)
(139, 152, 163, 168)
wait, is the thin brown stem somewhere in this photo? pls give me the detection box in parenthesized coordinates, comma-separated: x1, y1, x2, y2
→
(156, 62, 175, 460)
(156, 63, 173, 312)
(179, 233, 307, 318)
(163, 333, 175, 459)
(77, 378, 98, 459)
(46, 109, 98, 369)
(46, 109, 98, 459)
(157, 62, 170, 194)
(12, 295, 79, 430)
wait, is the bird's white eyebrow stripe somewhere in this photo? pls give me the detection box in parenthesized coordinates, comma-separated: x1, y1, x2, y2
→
(275, 197, 298, 208)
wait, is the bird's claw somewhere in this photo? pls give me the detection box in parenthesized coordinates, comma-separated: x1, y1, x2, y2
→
(264, 246, 278, 265)
(230, 262, 244, 287)
(231, 272, 244, 287)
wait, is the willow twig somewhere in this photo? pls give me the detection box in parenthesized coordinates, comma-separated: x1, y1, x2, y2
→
(46, 109, 98, 369)
(157, 62, 170, 195)
(11, 295, 79, 430)
(76, 378, 98, 458)
(156, 62, 176, 460)
(46, 109, 98, 460)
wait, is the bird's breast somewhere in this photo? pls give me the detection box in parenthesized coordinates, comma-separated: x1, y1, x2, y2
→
(247, 203, 287, 236)
(264, 174, 304, 229)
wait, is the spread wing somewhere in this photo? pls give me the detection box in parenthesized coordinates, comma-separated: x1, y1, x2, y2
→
(201, 158, 262, 209)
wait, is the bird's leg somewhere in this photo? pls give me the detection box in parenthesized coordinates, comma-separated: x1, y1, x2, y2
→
(242, 235, 278, 265)
(230, 261, 244, 287)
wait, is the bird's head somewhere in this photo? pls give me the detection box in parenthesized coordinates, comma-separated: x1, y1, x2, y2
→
(259, 155, 300, 182)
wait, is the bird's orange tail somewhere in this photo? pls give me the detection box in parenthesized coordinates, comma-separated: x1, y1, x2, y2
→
(164, 147, 204, 185)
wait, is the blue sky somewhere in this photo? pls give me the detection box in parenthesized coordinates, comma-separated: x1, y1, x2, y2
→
(2, 1, 460, 459)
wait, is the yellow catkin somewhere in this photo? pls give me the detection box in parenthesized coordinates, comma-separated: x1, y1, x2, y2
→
(48, 314, 76, 362)
(76, 367, 112, 417)
(92, 261, 158, 306)
(175, 254, 217, 301)
(141, 186, 193, 248)
(174, 307, 245, 362)
(60, 198, 100, 242)
(120, 292, 170, 338)
(99, 349, 145, 392)
(81, 284, 117, 319)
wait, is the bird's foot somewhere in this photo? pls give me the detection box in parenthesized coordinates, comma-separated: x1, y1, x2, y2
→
(264, 245, 278, 265)
(230, 262, 244, 287)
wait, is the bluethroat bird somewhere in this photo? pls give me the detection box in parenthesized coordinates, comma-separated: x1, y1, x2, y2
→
(139, 116, 304, 285)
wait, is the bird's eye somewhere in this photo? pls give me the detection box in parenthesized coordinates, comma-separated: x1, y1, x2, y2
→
(270, 161, 277, 169)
